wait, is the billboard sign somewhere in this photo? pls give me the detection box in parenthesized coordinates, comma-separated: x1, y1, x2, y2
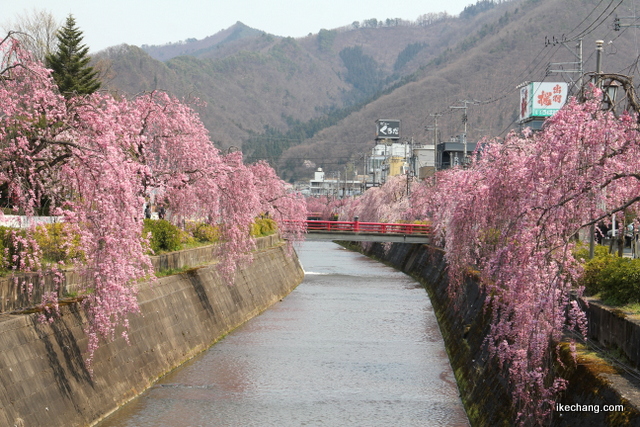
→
(519, 82, 568, 121)
(376, 119, 400, 139)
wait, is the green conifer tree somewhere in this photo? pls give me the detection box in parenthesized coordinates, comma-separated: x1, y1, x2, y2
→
(46, 14, 101, 97)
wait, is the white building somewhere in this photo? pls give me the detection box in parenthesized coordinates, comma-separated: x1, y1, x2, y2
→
(308, 168, 362, 198)
(366, 141, 435, 185)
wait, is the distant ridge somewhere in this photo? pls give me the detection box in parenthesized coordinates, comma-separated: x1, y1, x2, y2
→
(141, 22, 264, 61)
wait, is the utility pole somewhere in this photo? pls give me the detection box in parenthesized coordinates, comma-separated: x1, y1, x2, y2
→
(430, 113, 442, 170)
(362, 154, 367, 191)
(614, 15, 640, 31)
(343, 166, 347, 198)
(429, 113, 441, 146)
(450, 100, 477, 163)
(589, 40, 604, 260)
(547, 38, 583, 93)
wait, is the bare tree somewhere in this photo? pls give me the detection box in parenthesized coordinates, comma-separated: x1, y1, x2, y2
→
(3, 8, 60, 62)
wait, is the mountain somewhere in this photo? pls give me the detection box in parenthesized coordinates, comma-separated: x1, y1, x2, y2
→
(95, 14, 458, 160)
(94, 0, 640, 182)
(140, 22, 266, 61)
(97, 34, 350, 151)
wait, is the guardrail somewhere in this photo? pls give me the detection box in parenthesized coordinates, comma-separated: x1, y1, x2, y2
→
(289, 220, 432, 235)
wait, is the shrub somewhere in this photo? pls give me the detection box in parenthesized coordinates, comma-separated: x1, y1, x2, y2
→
(143, 219, 182, 254)
(186, 221, 219, 243)
(250, 218, 277, 237)
(580, 251, 640, 305)
(32, 222, 83, 264)
(178, 229, 196, 246)
(573, 243, 609, 263)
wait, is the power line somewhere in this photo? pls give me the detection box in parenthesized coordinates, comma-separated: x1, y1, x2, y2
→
(430, 1, 629, 137)
(565, 0, 610, 39)
(567, 0, 623, 40)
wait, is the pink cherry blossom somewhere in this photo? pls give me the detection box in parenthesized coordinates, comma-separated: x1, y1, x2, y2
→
(0, 34, 306, 366)
(412, 88, 639, 423)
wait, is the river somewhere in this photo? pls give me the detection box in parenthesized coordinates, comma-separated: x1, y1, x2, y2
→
(98, 241, 469, 426)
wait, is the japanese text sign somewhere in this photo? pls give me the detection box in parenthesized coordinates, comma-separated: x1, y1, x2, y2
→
(519, 82, 568, 121)
(376, 119, 400, 140)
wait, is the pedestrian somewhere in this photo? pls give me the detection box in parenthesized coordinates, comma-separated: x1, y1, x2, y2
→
(158, 204, 166, 220)
(595, 221, 606, 245)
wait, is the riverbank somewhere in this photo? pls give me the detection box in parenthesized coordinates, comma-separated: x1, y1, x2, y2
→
(0, 237, 304, 427)
(348, 241, 640, 426)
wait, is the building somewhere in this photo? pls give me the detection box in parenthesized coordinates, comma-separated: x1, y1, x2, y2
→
(302, 139, 437, 196)
(307, 168, 363, 198)
(366, 141, 436, 185)
(436, 136, 478, 169)
(412, 145, 436, 178)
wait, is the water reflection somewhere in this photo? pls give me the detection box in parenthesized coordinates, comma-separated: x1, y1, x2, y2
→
(99, 242, 469, 426)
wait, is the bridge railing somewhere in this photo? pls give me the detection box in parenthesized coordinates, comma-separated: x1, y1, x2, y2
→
(293, 220, 432, 235)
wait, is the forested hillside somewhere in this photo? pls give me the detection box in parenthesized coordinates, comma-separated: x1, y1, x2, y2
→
(94, 7, 481, 162)
(276, 0, 640, 181)
(96, 0, 640, 181)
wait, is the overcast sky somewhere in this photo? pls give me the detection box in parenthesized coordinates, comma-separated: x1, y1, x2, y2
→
(3, 0, 475, 53)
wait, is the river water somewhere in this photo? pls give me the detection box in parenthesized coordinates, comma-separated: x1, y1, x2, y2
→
(98, 241, 469, 426)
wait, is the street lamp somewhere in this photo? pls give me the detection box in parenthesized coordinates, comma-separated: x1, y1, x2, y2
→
(603, 79, 621, 111)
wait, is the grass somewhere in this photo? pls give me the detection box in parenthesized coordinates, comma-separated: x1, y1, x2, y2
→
(154, 265, 195, 278)
(585, 294, 640, 316)
(619, 302, 640, 315)
(150, 240, 214, 255)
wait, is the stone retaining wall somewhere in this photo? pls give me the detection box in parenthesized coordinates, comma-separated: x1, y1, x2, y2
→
(148, 234, 279, 272)
(582, 298, 640, 370)
(0, 238, 303, 427)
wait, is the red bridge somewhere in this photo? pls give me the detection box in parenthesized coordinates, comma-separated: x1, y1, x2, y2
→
(287, 219, 432, 243)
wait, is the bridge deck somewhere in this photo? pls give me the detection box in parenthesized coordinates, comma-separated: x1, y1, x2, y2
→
(286, 220, 432, 243)
(304, 230, 431, 243)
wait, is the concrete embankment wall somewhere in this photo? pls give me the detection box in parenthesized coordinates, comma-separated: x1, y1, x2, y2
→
(0, 235, 282, 314)
(0, 237, 304, 427)
(353, 242, 640, 427)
